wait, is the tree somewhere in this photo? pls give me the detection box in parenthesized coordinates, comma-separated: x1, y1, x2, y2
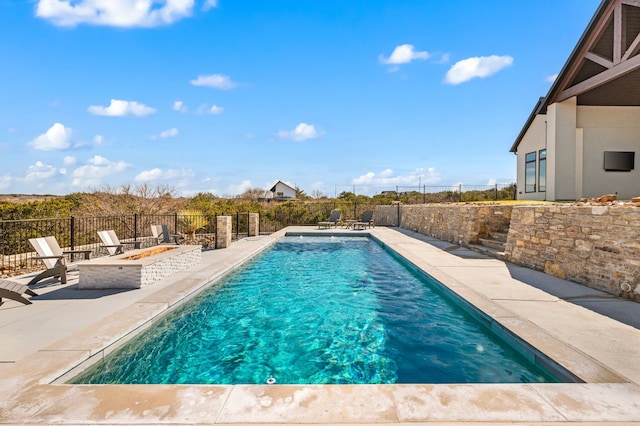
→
(74, 183, 181, 217)
(311, 189, 327, 199)
(236, 188, 267, 201)
(295, 186, 310, 200)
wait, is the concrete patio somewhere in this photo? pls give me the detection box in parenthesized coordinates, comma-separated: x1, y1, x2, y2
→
(1, 226, 639, 424)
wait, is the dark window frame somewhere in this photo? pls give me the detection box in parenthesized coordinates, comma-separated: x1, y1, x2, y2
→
(525, 151, 536, 193)
(538, 149, 546, 192)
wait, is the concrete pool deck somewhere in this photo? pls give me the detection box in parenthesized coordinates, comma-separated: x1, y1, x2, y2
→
(1, 226, 639, 424)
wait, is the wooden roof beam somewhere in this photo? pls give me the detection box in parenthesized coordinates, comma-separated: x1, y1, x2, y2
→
(556, 2, 616, 96)
(558, 52, 640, 101)
(614, 1, 623, 64)
(585, 51, 614, 68)
(622, 30, 640, 60)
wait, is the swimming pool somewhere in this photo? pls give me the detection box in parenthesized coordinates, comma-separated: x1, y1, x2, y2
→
(73, 235, 563, 385)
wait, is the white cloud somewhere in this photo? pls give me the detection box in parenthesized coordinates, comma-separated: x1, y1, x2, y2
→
(196, 104, 225, 115)
(190, 74, 237, 89)
(202, 0, 217, 11)
(63, 156, 76, 166)
(226, 180, 252, 195)
(150, 127, 179, 140)
(135, 168, 163, 181)
(25, 161, 59, 181)
(93, 134, 104, 145)
(134, 167, 195, 185)
(71, 155, 131, 187)
(546, 73, 558, 83)
(207, 105, 224, 114)
(173, 100, 187, 113)
(35, 0, 195, 28)
(444, 55, 513, 85)
(88, 99, 156, 117)
(0, 175, 12, 190)
(277, 123, 323, 142)
(380, 44, 429, 65)
(437, 53, 450, 64)
(352, 167, 441, 186)
(29, 122, 73, 151)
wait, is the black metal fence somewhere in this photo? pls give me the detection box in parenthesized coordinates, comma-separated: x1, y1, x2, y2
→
(0, 212, 278, 278)
(388, 183, 516, 203)
(0, 184, 515, 277)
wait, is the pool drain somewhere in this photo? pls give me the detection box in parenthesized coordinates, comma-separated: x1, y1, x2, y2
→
(266, 375, 276, 384)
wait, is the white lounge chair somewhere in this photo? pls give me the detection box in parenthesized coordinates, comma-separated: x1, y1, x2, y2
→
(0, 279, 38, 306)
(28, 236, 92, 285)
(151, 224, 182, 245)
(98, 230, 142, 255)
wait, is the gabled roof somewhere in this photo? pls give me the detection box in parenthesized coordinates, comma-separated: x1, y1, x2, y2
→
(269, 180, 296, 192)
(512, 0, 640, 152)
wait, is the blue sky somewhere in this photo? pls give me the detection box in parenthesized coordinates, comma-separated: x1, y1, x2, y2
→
(0, 0, 601, 197)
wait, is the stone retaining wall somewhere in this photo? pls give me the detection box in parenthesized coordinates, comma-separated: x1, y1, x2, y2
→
(374, 203, 640, 300)
(375, 204, 512, 244)
(505, 205, 640, 300)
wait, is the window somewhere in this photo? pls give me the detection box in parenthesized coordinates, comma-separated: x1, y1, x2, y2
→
(538, 149, 546, 192)
(525, 152, 536, 192)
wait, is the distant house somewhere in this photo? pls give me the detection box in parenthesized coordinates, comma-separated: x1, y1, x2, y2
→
(268, 181, 297, 201)
(511, 0, 640, 201)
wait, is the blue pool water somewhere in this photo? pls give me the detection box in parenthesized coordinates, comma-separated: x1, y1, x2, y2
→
(73, 236, 561, 384)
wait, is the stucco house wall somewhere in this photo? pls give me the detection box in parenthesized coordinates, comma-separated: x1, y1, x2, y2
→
(579, 106, 640, 200)
(516, 98, 640, 201)
(516, 115, 548, 201)
(271, 181, 297, 200)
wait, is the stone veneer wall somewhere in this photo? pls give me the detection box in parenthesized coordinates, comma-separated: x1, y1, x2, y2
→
(504, 205, 640, 300)
(216, 215, 232, 249)
(374, 204, 512, 244)
(79, 246, 202, 289)
(248, 213, 259, 237)
(374, 203, 640, 300)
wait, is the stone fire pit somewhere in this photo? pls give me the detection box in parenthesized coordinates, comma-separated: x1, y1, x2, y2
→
(78, 244, 202, 289)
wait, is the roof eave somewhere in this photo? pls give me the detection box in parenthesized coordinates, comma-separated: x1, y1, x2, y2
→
(510, 0, 610, 153)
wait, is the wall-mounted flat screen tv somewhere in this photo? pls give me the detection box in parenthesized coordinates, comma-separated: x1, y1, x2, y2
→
(604, 151, 635, 171)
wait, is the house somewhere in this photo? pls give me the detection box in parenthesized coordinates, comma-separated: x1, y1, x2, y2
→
(268, 181, 297, 201)
(511, 0, 640, 201)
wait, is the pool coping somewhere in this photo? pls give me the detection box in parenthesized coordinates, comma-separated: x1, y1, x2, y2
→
(1, 226, 640, 424)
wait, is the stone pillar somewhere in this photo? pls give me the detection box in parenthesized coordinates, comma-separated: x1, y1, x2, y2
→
(216, 216, 232, 249)
(248, 213, 259, 236)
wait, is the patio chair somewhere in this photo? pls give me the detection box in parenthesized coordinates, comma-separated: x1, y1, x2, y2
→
(0, 279, 38, 306)
(98, 230, 142, 256)
(318, 209, 342, 229)
(28, 236, 92, 286)
(353, 210, 374, 230)
(151, 224, 182, 245)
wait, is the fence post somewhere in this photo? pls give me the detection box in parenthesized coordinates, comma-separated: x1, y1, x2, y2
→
(70, 216, 75, 250)
(459, 184, 462, 202)
(134, 213, 138, 240)
(495, 183, 498, 200)
(174, 212, 178, 235)
(236, 212, 239, 240)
